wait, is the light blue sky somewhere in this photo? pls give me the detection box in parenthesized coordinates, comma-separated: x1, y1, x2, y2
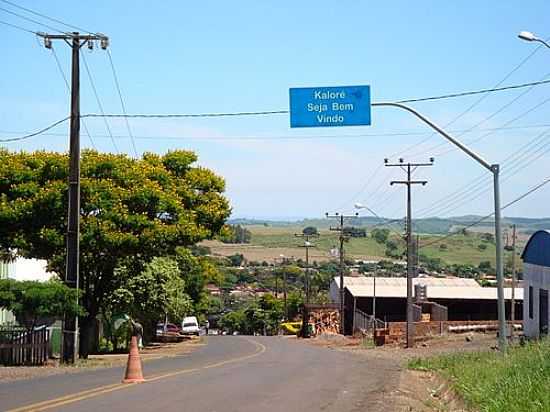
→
(1, 1, 550, 219)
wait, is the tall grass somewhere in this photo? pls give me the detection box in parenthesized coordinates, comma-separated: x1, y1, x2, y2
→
(408, 339, 550, 412)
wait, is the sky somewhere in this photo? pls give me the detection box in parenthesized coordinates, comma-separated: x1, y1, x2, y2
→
(1, 1, 550, 220)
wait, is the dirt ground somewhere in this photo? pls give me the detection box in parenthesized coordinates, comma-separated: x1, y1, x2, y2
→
(305, 332, 498, 411)
(201, 240, 333, 263)
(0, 337, 204, 383)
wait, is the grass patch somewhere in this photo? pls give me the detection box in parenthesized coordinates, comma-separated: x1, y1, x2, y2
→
(248, 227, 387, 259)
(247, 225, 517, 267)
(408, 339, 550, 412)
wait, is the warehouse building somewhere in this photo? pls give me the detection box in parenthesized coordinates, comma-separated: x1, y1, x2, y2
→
(330, 276, 522, 335)
(521, 230, 550, 338)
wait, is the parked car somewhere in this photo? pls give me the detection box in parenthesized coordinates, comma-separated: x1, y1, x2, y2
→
(156, 322, 181, 336)
(181, 316, 200, 336)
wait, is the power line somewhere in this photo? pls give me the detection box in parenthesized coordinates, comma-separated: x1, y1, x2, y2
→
(4, 122, 550, 143)
(343, 47, 550, 213)
(429, 74, 550, 157)
(0, 117, 70, 142)
(4, 74, 550, 145)
(83, 111, 289, 119)
(415, 92, 550, 218)
(50, 47, 97, 150)
(0, 0, 93, 34)
(0, 5, 67, 34)
(396, 78, 550, 104)
(418, 117, 550, 219)
(106, 50, 138, 157)
(419, 177, 550, 249)
(0, 18, 35, 33)
(81, 51, 118, 152)
(391, 45, 547, 158)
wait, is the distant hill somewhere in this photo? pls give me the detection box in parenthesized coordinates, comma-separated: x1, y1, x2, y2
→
(229, 215, 550, 235)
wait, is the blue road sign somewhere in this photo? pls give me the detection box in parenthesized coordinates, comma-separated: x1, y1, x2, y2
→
(289, 85, 371, 128)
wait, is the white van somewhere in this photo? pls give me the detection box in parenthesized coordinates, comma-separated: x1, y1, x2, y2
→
(181, 316, 200, 336)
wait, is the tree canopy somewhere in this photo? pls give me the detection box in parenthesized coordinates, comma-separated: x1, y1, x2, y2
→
(0, 149, 230, 355)
(219, 225, 252, 244)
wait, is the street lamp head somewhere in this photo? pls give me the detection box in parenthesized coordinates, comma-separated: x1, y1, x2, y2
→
(518, 31, 537, 42)
(354, 202, 365, 209)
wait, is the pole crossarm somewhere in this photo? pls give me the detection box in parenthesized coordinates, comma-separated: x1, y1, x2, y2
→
(37, 32, 108, 41)
(390, 180, 427, 186)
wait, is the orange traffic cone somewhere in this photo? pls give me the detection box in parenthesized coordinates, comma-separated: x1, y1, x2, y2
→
(122, 335, 145, 383)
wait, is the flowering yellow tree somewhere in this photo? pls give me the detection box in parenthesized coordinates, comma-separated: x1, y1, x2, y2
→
(0, 149, 230, 356)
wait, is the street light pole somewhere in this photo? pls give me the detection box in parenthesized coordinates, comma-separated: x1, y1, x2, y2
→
(371, 102, 507, 351)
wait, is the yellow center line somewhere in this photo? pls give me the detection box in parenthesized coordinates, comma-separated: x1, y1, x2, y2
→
(7, 337, 266, 412)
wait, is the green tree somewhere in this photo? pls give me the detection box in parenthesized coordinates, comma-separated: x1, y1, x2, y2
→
(478, 260, 493, 273)
(109, 257, 193, 342)
(218, 225, 251, 244)
(0, 279, 82, 330)
(480, 233, 495, 243)
(219, 310, 246, 334)
(302, 226, 318, 236)
(0, 150, 230, 356)
(371, 228, 390, 244)
(385, 239, 399, 258)
(227, 253, 245, 267)
(286, 292, 303, 320)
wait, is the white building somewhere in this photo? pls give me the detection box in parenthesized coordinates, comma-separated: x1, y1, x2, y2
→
(522, 230, 550, 338)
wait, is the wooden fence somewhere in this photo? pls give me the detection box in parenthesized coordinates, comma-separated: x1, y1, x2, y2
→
(0, 326, 49, 366)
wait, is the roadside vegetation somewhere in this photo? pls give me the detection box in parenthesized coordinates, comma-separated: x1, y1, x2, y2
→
(408, 339, 550, 412)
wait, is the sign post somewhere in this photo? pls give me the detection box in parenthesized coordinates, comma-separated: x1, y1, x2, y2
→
(289, 85, 371, 128)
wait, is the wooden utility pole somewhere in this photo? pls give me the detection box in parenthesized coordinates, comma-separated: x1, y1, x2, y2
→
(295, 232, 319, 338)
(326, 212, 358, 335)
(385, 157, 433, 348)
(37, 32, 109, 363)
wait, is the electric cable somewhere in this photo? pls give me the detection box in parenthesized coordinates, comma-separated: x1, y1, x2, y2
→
(81, 51, 118, 152)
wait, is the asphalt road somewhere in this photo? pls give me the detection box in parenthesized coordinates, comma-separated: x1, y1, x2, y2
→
(1, 336, 400, 412)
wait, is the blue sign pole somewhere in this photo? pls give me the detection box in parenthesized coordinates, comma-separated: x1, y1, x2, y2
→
(289, 85, 371, 128)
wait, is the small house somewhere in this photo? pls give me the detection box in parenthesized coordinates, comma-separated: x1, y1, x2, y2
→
(521, 230, 550, 338)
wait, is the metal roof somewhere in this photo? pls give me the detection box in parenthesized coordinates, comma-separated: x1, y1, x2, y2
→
(521, 230, 550, 268)
(334, 276, 523, 301)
